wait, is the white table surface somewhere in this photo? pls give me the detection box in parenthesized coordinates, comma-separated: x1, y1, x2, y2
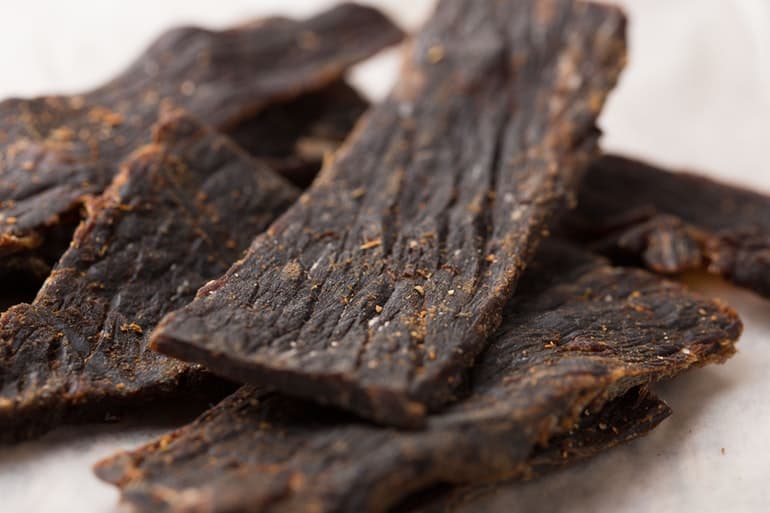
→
(1, 1, 769, 512)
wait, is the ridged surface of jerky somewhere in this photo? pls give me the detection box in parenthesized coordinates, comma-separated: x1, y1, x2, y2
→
(0, 109, 299, 442)
(96, 242, 739, 513)
(400, 389, 671, 513)
(150, 0, 629, 426)
(229, 81, 369, 188)
(0, 3, 402, 268)
(572, 154, 770, 298)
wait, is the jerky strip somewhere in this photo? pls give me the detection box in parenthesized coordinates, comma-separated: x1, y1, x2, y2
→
(150, 0, 628, 426)
(0, 4, 402, 268)
(570, 154, 770, 298)
(0, 108, 299, 442)
(523, 388, 671, 478)
(400, 388, 671, 513)
(96, 242, 739, 513)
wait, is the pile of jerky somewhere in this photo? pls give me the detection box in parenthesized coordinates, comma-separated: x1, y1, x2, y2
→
(2, 1, 765, 512)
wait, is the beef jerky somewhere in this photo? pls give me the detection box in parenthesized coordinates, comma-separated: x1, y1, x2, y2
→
(229, 81, 370, 188)
(0, 80, 368, 308)
(399, 388, 671, 513)
(0, 3, 402, 271)
(521, 388, 671, 478)
(570, 154, 770, 298)
(149, 0, 629, 427)
(0, 108, 300, 442)
(95, 241, 739, 513)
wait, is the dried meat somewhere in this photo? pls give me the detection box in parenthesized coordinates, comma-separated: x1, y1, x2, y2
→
(149, 0, 629, 426)
(0, 108, 299, 442)
(0, 3, 402, 272)
(568, 154, 770, 299)
(95, 241, 739, 513)
(400, 388, 671, 513)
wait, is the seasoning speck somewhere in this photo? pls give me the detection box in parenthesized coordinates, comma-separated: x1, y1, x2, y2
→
(360, 239, 382, 250)
(427, 44, 445, 63)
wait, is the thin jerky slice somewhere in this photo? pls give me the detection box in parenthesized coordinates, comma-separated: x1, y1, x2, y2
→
(150, 0, 628, 426)
(229, 81, 369, 188)
(95, 242, 739, 513)
(570, 154, 770, 298)
(523, 388, 671, 478)
(0, 108, 299, 442)
(400, 388, 671, 513)
(0, 4, 402, 269)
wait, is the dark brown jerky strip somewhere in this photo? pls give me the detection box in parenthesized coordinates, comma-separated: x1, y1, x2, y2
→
(569, 154, 770, 298)
(398, 388, 671, 513)
(95, 241, 739, 513)
(229, 81, 369, 189)
(0, 108, 300, 442)
(522, 388, 671, 478)
(149, 0, 628, 426)
(0, 3, 402, 268)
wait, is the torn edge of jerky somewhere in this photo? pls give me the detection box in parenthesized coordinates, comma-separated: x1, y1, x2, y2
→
(0, 107, 300, 442)
(0, 3, 402, 271)
(397, 387, 671, 513)
(149, 0, 629, 427)
(568, 154, 770, 299)
(95, 241, 740, 513)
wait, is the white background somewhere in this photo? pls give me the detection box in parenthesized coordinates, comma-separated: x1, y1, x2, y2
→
(1, 1, 769, 512)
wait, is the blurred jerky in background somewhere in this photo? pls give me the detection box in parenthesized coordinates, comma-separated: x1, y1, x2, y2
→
(0, 3, 402, 276)
(0, 109, 299, 442)
(96, 241, 739, 513)
(150, 0, 628, 427)
(229, 81, 369, 189)
(570, 155, 770, 299)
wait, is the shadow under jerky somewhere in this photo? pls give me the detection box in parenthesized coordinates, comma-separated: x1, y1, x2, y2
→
(0, 271, 41, 313)
(0, 3, 402, 273)
(0, 108, 299, 442)
(95, 241, 739, 513)
(149, 0, 628, 427)
(229, 81, 370, 189)
(570, 154, 770, 299)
